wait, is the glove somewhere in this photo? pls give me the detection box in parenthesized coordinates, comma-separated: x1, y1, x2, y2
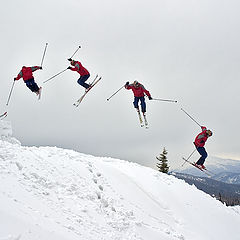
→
(39, 66, 42, 70)
(68, 58, 72, 62)
(67, 66, 72, 69)
(14, 77, 17, 81)
(125, 81, 129, 86)
(148, 96, 153, 100)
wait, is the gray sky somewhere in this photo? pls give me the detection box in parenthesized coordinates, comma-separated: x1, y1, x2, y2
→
(1, 0, 240, 170)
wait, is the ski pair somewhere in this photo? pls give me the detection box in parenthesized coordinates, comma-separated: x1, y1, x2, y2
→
(37, 87, 42, 100)
(73, 75, 101, 107)
(182, 157, 212, 176)
(0, 112, 7, 120)
(137, 110, 148, 129)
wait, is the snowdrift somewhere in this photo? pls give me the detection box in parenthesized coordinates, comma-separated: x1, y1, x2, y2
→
(0, 121, 240, 240)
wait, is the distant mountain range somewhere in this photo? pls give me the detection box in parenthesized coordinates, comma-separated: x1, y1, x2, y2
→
(176, 156, 240, 184)
(214, 172, 240, 185)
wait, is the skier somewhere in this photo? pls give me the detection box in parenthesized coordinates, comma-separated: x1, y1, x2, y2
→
(14, 66, 42, 96)
(193, 126, 213, 169)
(125, 80, 152, 115)
(67, 58, 90, 91)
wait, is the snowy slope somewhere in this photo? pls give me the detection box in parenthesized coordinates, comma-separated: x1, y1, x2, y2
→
(0, 122, 240, 240)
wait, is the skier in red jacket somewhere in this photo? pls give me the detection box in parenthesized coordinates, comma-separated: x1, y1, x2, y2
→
(14, 66, 42, 95)
(194, 126, 213, 169)
(125, 80, 152, 114)
(67, 58, 90, 91)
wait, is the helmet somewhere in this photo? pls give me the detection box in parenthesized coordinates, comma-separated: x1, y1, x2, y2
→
(133, 80, 140, 87)
(70, 60, 75, 65)
(206, 130, 213, 136)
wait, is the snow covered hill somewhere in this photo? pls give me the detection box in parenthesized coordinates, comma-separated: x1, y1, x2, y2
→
(1, 121, 240, 240)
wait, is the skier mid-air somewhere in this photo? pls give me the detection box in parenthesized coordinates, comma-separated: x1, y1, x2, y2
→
(67, 58, 91, 92)
(193, 126, 213, 169)
(68, 58, 101, 107)
(125, 80, 152, 113)
(125, 80, 152, 127)
(14, 66, 42, 96)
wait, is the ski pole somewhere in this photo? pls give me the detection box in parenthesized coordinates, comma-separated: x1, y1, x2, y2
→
(43, 68, 68, 83)
(181, 108, 201, 127)
(6, 80, 16, 106)
(0, 112, 7, 119)
(152, 98, 177, 103)
(0, 112, 7, 120)
(106, 85, 125, 101)
(40, 43, 48, 68)
(69, 46, 81, 59)
(181, 148, 196, 166)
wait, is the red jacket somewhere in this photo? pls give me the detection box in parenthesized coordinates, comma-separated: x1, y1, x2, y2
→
(69, 61, 89, 76)
(15, 66, 41, 81)
(125, 83, 151, 97)
(194, 126, 209, 147)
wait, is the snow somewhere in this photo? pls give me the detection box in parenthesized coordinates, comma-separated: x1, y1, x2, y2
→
(0, 120, 12, 136)
(0, 120, 20, 145)
(0, 121, 240, 240)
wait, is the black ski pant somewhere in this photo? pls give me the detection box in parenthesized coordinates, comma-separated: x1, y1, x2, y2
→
(25, 78, 40, 93)
(133, 96, 146, 113)
(196, 147, 208, 165)
(77, 74, 90, 89)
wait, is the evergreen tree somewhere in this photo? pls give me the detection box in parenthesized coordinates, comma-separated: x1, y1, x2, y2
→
(156, 147, 169, 173)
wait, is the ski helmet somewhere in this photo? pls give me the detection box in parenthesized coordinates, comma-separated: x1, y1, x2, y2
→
(133, 80, 140, 87)
(206, 130, 213, 136)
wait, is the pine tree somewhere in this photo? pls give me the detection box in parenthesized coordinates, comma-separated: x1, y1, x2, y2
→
(156, 147, 169, 173)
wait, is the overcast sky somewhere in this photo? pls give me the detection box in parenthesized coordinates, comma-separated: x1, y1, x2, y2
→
(1, 0, 240, 170)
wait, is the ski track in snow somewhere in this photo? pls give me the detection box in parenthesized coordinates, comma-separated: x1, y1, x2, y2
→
(93, 159, 185, 239)
(0, 142, 145, 240)
(1, 134, 240, 240)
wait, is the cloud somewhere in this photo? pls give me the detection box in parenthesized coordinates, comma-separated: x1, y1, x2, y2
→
(1, 0, 240, 170)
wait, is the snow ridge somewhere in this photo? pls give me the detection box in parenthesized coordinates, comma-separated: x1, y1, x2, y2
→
(0, 137, 240, 240)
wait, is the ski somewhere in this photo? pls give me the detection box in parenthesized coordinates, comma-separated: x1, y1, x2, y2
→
(137, 110, 144, 127)
(73, 75, 101, 107)
(38, 87, 42, 100)
(182, 157, 212, 176)
(137, 111, 149, 128)
(73, 75, 98, 107)
(143, 113, 149, 129)
(0, 112, 7, 120)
